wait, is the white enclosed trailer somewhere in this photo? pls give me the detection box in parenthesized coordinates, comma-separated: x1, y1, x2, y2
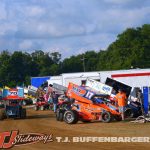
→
(47, 68, 150, 88)
(99, 69, 150, 88)
(47, 76, 62, 86)
(61, 72, 101, 87)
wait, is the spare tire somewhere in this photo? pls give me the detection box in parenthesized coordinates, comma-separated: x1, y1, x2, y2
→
(64, 110, 78, 124)
(101, 111, 112, 123)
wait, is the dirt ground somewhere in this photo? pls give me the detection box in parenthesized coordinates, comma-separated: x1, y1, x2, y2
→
(1, 107, 150, 150)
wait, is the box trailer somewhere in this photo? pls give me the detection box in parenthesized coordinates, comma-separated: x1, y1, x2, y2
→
(47, 69, 150, 89)
(61, 72, 101, 87)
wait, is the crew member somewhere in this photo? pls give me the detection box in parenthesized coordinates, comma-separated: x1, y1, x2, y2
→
(114, 89, 127, 121)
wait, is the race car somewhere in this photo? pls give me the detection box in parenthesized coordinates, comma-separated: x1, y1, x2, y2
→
(56, 83, 132, 124)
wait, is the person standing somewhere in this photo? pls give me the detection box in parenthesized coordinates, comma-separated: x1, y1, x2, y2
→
(52, 91, 58, 113)
(115, 89, 127, 121)
(47, 84, 54, 103)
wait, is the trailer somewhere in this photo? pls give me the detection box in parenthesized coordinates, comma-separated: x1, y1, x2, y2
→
(47, 69, 150, 89)
(47, 76, 62, 86)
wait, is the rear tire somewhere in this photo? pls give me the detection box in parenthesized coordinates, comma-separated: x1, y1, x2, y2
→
(56, 109, 64, 121)
(64, 110, 78, 124)
(101, 111, 112, 123)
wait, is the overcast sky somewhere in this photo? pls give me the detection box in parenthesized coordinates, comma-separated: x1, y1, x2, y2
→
(0, 0, 150, 58)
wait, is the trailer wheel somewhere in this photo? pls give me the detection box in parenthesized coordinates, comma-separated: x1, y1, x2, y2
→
(56, 109, 64, 121)
(64, 110, 78, 124)
(21, 108, 26, 119)
(101, 111, 112, 123)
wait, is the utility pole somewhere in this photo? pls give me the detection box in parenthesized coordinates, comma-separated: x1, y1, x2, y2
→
(81, 55, 86, 72)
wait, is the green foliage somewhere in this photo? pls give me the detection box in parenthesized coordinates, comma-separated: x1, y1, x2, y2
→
(0, 50, 61, 87)
(0, 24, 149, 87)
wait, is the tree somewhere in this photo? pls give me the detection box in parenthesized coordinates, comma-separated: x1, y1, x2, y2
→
(0, 51, 11, 86)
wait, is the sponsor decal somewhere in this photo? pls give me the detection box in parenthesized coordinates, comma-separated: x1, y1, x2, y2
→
(0, 130, 53, 149)
(86, 78, 112, 95)
(72, 85, 86, 97)
(8, 89, 18, 96)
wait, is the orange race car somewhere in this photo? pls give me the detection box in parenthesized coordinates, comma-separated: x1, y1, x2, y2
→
(56, 83, 131, 124)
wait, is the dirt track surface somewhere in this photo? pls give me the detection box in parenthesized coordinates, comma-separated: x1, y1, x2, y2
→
(1, 107, 150, 150)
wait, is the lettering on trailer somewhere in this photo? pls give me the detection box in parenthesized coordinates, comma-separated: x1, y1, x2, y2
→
(85, 78, 112, 95)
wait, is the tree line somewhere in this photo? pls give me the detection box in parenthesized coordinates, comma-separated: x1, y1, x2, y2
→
(0, 24, 150, 87)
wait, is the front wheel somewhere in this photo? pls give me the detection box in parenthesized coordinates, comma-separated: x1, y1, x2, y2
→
(101, 111, 112, 123)
(64, 110, 78, 124)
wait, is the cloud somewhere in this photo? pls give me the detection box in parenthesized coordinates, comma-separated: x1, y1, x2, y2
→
(0, 0, 149, 58)
(19, 40, 33, 49)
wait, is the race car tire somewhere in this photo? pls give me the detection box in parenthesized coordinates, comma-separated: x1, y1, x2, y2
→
(64, 110, 78, 124)
(56, 109, 64, 121)
(101, 111, 112, 123)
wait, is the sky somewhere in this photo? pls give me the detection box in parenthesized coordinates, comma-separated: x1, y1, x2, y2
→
(0, 0, 150, 58)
